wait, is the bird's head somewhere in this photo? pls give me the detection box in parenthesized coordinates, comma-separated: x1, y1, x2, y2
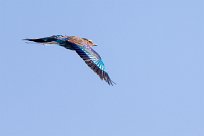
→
(82, 38, 97, 46)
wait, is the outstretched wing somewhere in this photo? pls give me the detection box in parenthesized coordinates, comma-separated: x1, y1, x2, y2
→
(70, 43, 115, 85)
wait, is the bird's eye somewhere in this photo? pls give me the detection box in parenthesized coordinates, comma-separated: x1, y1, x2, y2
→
(88, 40, 93, 43)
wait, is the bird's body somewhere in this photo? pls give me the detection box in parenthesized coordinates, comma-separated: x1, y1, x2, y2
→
(24, 35, 115, 85)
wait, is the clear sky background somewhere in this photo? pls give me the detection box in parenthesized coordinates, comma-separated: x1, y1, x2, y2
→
(0, 0, 203, 136)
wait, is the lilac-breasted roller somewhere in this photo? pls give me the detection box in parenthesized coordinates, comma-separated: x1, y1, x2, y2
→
(24, 35, 115, 85)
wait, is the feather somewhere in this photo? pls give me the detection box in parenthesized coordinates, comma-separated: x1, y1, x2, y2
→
(69, 42, 115, 85)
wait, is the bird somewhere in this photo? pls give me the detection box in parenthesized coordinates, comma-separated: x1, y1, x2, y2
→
(24, 35, 115, 85)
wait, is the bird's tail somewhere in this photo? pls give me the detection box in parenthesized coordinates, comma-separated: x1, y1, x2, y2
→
(23, 35, 60, 44)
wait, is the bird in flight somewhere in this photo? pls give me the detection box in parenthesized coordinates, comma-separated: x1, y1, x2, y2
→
(24, 35, 115, 85)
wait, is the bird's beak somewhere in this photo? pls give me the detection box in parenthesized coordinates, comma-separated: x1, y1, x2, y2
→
(94, 44, 98, 46)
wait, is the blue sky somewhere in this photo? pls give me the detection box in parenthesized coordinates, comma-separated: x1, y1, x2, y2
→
(0, 0, 203, 135)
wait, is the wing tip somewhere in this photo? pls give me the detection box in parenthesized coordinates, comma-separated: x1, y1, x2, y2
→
(102, 71, 116, 86)
(107, 79, 116, 86)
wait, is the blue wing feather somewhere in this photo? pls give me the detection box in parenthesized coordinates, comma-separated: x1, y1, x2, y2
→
(70, 43, 115, 85)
